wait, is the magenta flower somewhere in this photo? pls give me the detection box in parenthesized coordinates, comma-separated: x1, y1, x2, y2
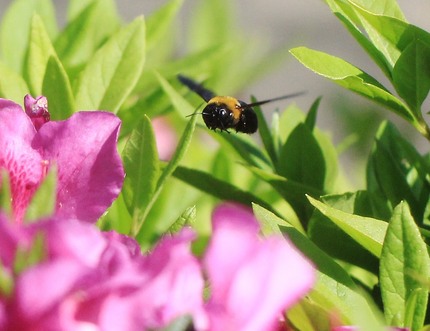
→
(0, 216, 207, 331)
(203, 202, 315, 331)
(0, 95, 124, 223)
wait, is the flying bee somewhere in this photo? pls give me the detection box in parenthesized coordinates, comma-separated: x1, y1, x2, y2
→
(178, 74, 304, 134)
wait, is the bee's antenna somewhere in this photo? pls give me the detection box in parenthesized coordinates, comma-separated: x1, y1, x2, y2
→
(185, 112, 203, 118)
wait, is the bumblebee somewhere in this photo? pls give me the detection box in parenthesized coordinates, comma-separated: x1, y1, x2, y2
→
(178, 74, 303, 134)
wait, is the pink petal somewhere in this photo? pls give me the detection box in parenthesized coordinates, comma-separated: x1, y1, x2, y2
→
(136, 229, 208, 329)
(33, 111, 124, 223)
(205, 202, 315, 331)
(152, 117, 177, 161)
(0, 102, 44, 223)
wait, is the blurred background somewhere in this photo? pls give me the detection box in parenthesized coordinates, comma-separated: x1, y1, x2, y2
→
(0, 0, 429, 186)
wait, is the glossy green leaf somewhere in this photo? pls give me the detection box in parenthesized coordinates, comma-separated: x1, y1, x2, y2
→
(24, 14, 58, 95)
(171, 165, 278, 217)
(346, 0, 405, 19)
(346, 3, 430, 70)
(0, 61, 29, 102)
(392, 40, 430, 112)
(248, 166, 322, 222)
(0, 0, 57, 73)
(136, 112, 198, 238)
(304, 97, 320, 130)
(290, 47, 414, 122)
(74, 17, 145, 113)
(216, 133, 272, 170)
(287, 299, 330, 331)
(277, 122, 326, 191)
(253, 100, 277, 165)
(330, 9, 392, 77)
(252, 203, 288, 236)
(278, 215, 381, 325)
(24, 166, 57, 222)
(55, 0, 120, 68)
(122, 115, 159, 232)
(308, 196, 387, 257)
(42, 56, 75, 119)
(380, 202, 430, 330)
(367, 121, 430, 223)
(308, 191, 389, 273)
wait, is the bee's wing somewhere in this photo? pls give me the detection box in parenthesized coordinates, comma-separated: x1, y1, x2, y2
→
(177, 74, 216, 102)
(246, 91, 306, 107)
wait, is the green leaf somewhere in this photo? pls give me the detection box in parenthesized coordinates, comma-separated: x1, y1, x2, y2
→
(252, 203, 288, 236)
(0, 0, 57, 73)
(287, 299, 330, 331)
(168, 205, 196, 234)
(146, 0, 184, 52)
(160, 315, 193, 331)
(0, 61, 29, 102)
(367, 121, 430, 223)
(336, 12, 392, 77)
(346, 0, 406, 19)
(278, 215, 381, 325)
(248, 166, 322, 222)
(380, 202, 430, 330)
(54, 0, 120, 68)
(24, 166, 57, 222)
(392, 40, 430, 112)
(122, 115, 160, 232)
(66, 0, 93, 21)
(345, 3, 430, 70)
(304, 97, 321, 130)
(42, 56, 75, 119)
(13, 232, 46, 275)
(216, 133, 272, 170)
(290, 47, 414, 122)
(187, 0, 235, 52)
(135, 112, 198, 238)
(170, 165, 279, 217)
(277, 122, 326, 191)
(253, 100, 278, 165)
(308, 191, 389, 273)
(156, 72, 195, 118)
(308, 196, 387, 257)
(24, 14, 58, 95)
(74, 17, 145, 113)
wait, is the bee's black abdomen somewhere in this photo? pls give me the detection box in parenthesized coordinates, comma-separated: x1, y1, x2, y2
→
(235, 106, 258, 134)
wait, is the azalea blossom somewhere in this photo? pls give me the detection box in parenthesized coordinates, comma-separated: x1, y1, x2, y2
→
(0, 215, 206, 331)
(203, 202, 316, 331)
(0, 95, 124, 223)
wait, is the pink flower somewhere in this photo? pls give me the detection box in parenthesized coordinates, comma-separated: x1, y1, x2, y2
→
(203, 202, 315, 331)
(0, 95, 124, 223)
(0, 216, 206, 331)
(152, 116, 177, 161)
